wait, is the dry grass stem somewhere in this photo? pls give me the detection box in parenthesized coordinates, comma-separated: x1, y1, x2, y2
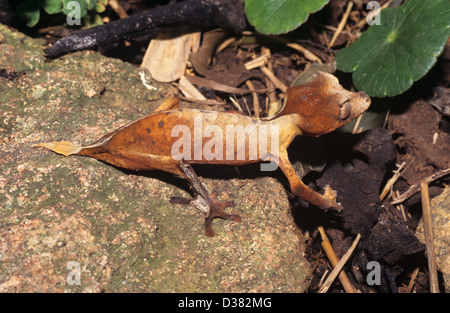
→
(178, 75, 207, 100)
(394, 190, 408, 222)
(216, 37, 236, 54)
(318, 233, 361, 293)
(245, 80, 260, 117)
(185, 74, 267, 94)
(318, 269, 329, 288)
(351, 114, 363, 134)
(406, 267, 420, 293)
(392, 167, 450, 205)
(329, 1, 354, 47)
(285, 42, 322, 63)
(318, 226, 356, 293)
(109, 0, 128, 18)
(244, 53, 270, 70)
(241, 31, 321, 63)
(229, 96, 243, 112)
(380, 162, 406, 201)
(420, 182, 440, 293)
(261, 66, 288, 92)
(179, 96, 225, 106)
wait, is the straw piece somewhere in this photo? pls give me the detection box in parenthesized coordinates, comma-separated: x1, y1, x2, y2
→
(109, 0, 128, 18)
(329, 1, 353, 47)
(244, 53, 270, 70)
(391, 167, 450, 205)
(285, 42, 321, 63)
(318, 269, 329, 288)
(380, 162, 406, 201)
(420, 182, 440, 293)
(216, 37, 236, 54)
(318, 226, 356, 293)
(318, 233, 361, 293)
(242, 31, 321, 63)
(405, 267, 420, 293)
(229, 96, 243, 112)
(179, 96, 225, 106)
(178, 75, 207, 100)
(185, 74, 267, 94)
(245, 80, 260, 117)
(394, 190, 408, 222)
(260, 66, 288, 92)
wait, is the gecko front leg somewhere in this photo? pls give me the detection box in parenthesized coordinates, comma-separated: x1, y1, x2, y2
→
(277, 150, 343, 211)
(170, 161, 241, 237)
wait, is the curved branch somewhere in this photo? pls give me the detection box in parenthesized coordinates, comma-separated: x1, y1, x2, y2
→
(44, 0, 247, 58)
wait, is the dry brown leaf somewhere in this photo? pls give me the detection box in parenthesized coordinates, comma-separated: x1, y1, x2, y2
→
(141, 26, 201, 82)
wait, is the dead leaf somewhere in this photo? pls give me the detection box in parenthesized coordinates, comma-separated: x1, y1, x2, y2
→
(141, 26, 201, 82)
(190, 29, 228, 76)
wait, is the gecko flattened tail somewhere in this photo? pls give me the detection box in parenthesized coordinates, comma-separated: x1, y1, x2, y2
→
(33, 141, 82, 156)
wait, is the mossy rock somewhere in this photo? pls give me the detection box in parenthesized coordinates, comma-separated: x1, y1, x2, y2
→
(0, 24, 311, 292)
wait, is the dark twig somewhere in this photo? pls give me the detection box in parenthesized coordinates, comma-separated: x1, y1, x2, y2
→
(391, 167, 450, 205)
(44, 0, 247, 58)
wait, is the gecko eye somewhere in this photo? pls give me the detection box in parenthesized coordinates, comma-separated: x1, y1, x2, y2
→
(339, 99, 351, 120)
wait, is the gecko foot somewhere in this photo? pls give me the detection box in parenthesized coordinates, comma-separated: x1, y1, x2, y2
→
(171, 162, 241, 236)
(323, 185, 343, 212)
(204, 191, 241, 237)
(170, 192, 241, 237)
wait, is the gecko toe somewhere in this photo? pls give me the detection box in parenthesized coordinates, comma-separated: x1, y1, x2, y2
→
(204, 197, 241, 237)
(323, 185, 343, 211)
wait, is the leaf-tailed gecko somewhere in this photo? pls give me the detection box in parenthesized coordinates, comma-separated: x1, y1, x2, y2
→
(35, 73, 370, 236)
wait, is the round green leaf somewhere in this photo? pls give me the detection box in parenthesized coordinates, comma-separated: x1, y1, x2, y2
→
(86, 0, 96, 11)
(94, 2, 106, 13)
(245, 0, 330, 35)
(16, 1, 41, 27)
(336, 0, 450, 97)
(42, 0, 63, 15)
(84, 13, 103, 26)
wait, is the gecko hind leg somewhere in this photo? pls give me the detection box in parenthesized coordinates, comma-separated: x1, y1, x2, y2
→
(170, 162, 241, 237)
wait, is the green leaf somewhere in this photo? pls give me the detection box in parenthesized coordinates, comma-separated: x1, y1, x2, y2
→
(336, 0, 450, 97)
(86, 0, 96, 10)
(94, 2, 106, 13)
(42, 0, 63, 15)
(244, 0, 329, 35)
(16, 1, 41, 27)
(84, 13, 103, 27)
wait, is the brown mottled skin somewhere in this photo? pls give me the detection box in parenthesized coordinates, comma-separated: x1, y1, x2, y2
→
(36, 73, 370, 235)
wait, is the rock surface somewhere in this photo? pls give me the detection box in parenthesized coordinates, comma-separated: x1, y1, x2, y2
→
(0, 24, 311, 292)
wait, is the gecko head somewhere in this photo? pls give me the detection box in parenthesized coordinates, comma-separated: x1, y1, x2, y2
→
(282, 72, 371, 137)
